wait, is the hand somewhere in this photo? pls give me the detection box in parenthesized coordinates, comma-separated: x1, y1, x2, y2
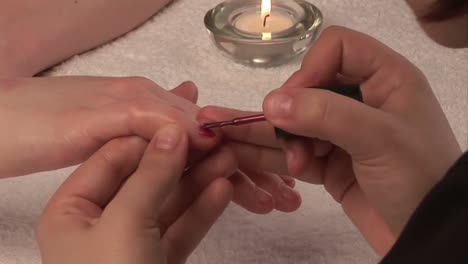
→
(199, 26, 462, 255)
(0, 75, 299, 215)
(37, 124, 233, 264)
(196, 116, 302, 215)
(0, 76, 214, 177)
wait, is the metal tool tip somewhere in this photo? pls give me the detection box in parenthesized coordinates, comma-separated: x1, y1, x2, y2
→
(200, 122, 221, 129)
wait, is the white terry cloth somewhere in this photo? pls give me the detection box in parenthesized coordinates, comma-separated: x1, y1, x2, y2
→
(0, 0, 467, 263)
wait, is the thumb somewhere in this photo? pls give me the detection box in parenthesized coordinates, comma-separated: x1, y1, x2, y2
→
(104, 124, 189, 223)
(263, 87, 398, 157)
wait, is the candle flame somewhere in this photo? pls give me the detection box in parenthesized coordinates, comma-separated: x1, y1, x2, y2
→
(261, 0, 271, 21)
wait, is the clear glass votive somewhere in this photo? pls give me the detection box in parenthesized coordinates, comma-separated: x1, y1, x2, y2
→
(204, 0, 323, 67)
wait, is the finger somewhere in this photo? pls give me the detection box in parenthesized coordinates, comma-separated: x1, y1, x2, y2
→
(229, 171, 274, 214)
(312, 139, 334, 157)
(198, 106, 280, 148)
(280, 175, 296, 188)
(46, 137, 147, 219)
(281, 138, 331, 185)
(246, 170, 301, 212)
(169, 81, 199, 104)
(86, 100, 219, 153)
(263, 87, 397, 158)
(104, 124, 188, 221)
(283, 26, 415, 107)
(228, 141, 288, 174)
(158, 145, 237, 234)
(164, 178, 233, 263)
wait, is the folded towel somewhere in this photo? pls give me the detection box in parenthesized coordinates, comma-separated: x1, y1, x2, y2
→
(1, 0, 466, 263)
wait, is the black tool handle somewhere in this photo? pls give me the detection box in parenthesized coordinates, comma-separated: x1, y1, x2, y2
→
(274, 85, 363, 139)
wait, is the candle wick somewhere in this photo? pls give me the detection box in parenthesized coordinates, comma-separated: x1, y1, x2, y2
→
(263, 14, 270, 27)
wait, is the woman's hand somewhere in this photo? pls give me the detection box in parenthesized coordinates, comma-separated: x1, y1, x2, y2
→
(37, 125, 233, 264)
(0, 76, 214, 177)
(199, 26, 462, 255)
(0, 75, 299, 215)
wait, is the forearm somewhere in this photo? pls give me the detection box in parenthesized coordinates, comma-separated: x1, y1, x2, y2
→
(0, 0, 172, 77)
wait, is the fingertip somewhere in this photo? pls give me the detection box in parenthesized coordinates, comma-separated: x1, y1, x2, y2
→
(195, 121, 223, 148)
(211, 178, 234, 204)
(283, 141, 309, 177)
(280, 175, 296, 188)
(197, 105, 222, 121)
(152, 123, 187, 151)
(275, 186, 302, 213)
(247, 187, 275, 215)
(172, 81, 199, 103)
(263, 89, 294, 121)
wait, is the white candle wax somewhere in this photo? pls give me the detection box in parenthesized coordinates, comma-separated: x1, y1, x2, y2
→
(234, 10, 294, 34)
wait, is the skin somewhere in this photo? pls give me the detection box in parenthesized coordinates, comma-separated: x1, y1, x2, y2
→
(0, 0, 173, 77)
(0, 0, 301, 215)
(0, 76, 300, 213)
(0, 0, 463, 262)
(405, 0, 468, 48)
(199, 26, 463, 255)
(37, 125, 234, 264)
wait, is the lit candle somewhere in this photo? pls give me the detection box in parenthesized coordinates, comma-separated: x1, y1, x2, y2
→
(233, 0, 295, 40)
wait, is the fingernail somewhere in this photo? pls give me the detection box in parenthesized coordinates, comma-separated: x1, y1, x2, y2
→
(265, 93, 293, 118)
(281, 175, 296, 188)
(154, 124, 182, 150)
(198, 119, 218, 138)
(280, 184, 297, 200)
(199, 127, 216, 138)
(255, 187, 272, 203)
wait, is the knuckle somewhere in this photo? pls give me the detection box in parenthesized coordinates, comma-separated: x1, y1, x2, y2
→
(126, 98, 155, 119)
(96, 138, 142, 168)
(122, 76, 157, 89)
(105, 76, 157, 96)
(124, 99, 189, 135)
(165, 106, 186, 121)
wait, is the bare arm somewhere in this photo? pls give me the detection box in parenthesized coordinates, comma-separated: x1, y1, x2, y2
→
(0, 0, 171, 77)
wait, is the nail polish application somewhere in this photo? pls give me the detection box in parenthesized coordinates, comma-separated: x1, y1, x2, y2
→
(200, 113, 266, 129)
(199, 127, 216, 138)
(199, 85, 362, 139)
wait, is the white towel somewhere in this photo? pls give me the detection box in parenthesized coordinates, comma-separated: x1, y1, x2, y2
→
(0, 0, 466, 263)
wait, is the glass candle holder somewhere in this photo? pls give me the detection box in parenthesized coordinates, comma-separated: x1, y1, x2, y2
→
(204, 0, 323, 67)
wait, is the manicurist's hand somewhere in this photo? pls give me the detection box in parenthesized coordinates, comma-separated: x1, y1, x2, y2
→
(199, 26, 462, 255)
(37, 124, 233, 264)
